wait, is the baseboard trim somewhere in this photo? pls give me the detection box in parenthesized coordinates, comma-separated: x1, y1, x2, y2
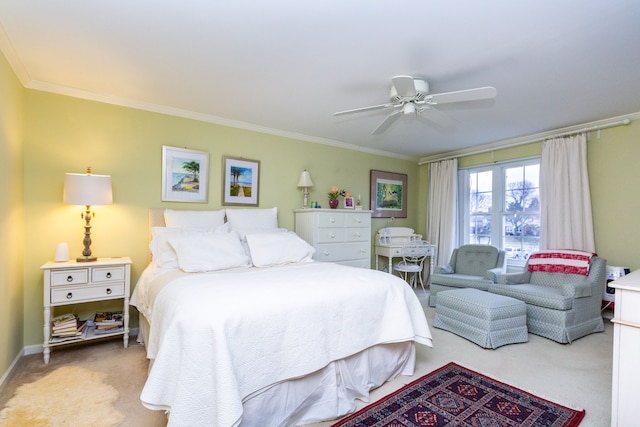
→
(0, 348, 25, 394)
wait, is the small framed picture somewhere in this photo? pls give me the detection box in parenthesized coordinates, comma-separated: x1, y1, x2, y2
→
(162, 146, 209, 203)
(343, 197, 354, 209)
(222, 156, 260, 206)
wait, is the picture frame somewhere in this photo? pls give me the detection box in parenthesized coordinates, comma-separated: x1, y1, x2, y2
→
(222, 156, 260, 206)
(343, 196, 354, 209)
(162, 146, 209, 203)
(370, 170, 407, 218)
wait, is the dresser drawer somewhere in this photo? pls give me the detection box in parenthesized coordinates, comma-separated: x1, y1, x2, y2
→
(315, 242, 370, 262)
(51, 269, 89, 286)
(316, 228, 346, 243)
(51, 283, 125, 304)
(345, 227, 369, 242)
(92, 266, 125, 283)
(316, 212, 347, 227)
(346, 213, 371, 228)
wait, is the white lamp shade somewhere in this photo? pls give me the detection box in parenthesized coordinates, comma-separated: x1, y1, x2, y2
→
(297, 170, 314, 188)
(63, 173, 113, 206)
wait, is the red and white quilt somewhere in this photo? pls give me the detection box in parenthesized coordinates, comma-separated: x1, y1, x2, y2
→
(527, 249, 596, 276)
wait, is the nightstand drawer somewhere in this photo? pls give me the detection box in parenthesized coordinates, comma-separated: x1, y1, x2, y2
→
(92, 266, 125, 283)
(51, 269, 89, 286)
(51, 283, 125, 304)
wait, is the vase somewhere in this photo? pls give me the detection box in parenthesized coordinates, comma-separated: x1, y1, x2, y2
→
(328, 199, 339, 209)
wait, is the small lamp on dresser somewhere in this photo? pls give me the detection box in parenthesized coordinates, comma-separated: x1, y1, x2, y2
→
(63, 166, 113, 262)
(297, 170, 314, 209)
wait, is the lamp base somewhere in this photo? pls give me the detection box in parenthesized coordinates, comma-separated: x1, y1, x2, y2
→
(76, 256, 97, 262)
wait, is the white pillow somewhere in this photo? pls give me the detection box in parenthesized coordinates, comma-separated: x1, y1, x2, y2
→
(164, 209, 226, 229)
(150, 225, 230, 269)
(168, 231, 250, 273)
(149, 227, 183, 269)
(245, 232, 315, 267)
(225, 207, 278, 230)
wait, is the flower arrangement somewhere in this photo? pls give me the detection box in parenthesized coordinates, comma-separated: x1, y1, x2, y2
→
(328, 186, 347, 200)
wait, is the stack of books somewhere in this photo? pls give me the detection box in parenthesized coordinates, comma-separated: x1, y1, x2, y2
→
(93, 311, 124, 334)
(50, 313, 87, 342)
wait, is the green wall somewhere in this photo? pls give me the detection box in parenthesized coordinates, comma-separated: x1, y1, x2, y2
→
(21, 90, 420, 347)
(0, 49, 24, 376)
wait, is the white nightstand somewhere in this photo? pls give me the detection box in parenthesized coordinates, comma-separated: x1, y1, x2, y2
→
(40, 257, 132, 364)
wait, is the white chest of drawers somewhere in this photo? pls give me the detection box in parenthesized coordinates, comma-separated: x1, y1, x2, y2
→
(295, 209, 372, 268)
(610, 269, 640, 426)
(41, 257, 132, 364)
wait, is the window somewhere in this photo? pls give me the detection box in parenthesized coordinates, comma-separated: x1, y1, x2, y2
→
(458, 159, 540, 265)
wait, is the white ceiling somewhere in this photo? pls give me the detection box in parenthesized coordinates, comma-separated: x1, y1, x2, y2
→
(1, 1, 640, 161)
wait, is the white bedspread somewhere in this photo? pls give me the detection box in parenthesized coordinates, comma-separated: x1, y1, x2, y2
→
(135, 262, 432, 427)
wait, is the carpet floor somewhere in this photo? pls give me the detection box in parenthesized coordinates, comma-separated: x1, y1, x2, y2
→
(0, 290, 614, 426)
(331, 362, 584, 427)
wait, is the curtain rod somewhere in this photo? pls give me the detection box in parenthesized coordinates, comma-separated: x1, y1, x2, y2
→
(419, 116, 634, 165)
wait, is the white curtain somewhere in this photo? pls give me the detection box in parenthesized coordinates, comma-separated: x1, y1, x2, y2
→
(426, 158, 457, 265)
(540, 133, 595, 252)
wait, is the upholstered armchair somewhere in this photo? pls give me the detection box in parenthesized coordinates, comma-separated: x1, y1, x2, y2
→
(489, 254, 606, 343)
(429, 245, 506, 307)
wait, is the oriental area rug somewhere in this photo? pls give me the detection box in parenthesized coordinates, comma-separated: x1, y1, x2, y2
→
(332, 362, 585, 427)
(0, 366, 124, 427)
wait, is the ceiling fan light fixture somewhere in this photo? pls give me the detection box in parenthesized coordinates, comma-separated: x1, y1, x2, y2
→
(402, 103, 416, 115)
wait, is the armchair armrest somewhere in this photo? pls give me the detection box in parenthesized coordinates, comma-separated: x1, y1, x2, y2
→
(561, 281, 593, 298)
(484, 267, 504, 283)
(496, 271, 529, 285)
(434, 264, 454, 274)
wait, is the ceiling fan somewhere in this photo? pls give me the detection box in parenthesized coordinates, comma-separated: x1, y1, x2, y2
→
(333, 75, 497, 135)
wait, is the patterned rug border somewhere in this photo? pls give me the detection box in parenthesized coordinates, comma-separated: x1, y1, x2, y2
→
(332, 361, 585, 427)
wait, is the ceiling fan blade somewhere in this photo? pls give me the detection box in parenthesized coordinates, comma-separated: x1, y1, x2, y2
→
(418, 106, 457, 127)
(372, 110, 402, 135)
(333, 103, 396, 116)
(427, 86, 497, 104)
(391, 75, 416, 98)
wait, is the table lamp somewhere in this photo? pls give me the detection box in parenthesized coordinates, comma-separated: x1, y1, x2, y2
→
(63, 167, 113, 262)
(297, 170, 314, 209)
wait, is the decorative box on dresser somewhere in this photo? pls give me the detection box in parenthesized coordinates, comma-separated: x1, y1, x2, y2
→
(294, 209, 372, 268)
(41, 257, 132, 364)
(610, 268, 640, 426)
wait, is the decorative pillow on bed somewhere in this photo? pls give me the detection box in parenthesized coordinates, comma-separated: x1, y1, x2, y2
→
(168, 230, 250, 272)
(225, 207, 278, 230)
(245, 231, 315, 267)
(164, 209, 226, 229)
(150, 225, 230, 269)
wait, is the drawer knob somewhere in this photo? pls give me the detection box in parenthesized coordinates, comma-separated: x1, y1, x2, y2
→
(66, 292, 73, 299)
(66, 276, 73, 283)
(355, 232, 361, 237)
(323, 250, 330, 256)
(106, 272, 112, 279)
(106, 288, 112, 295)
(330, 218, 336, 223)
(329, 233, 336, 239)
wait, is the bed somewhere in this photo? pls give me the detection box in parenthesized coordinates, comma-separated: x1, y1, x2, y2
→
(131, 208, 433, 427)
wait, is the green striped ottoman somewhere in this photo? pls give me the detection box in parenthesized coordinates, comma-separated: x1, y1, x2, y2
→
(433, 288, 528, 349)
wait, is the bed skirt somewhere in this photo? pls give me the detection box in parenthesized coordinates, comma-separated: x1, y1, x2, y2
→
(138, 314, 416, 426)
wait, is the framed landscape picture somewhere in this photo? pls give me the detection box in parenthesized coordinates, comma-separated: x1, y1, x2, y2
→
(222, 156, 260, 206)
(370, 169, 407, 218)
(161, 146, 209, 203)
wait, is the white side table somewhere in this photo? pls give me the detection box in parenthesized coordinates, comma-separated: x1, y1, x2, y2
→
(41, 257, 132, 364)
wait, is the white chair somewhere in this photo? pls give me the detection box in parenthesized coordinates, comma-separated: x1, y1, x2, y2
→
(394, 241, 430, 294)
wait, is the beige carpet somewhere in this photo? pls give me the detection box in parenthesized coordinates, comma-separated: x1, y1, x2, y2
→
(0, 366, 124, 427)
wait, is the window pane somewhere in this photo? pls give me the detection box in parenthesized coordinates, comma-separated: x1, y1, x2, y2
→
(470, 215, 492, 245)
(470, 171, 492, 214)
